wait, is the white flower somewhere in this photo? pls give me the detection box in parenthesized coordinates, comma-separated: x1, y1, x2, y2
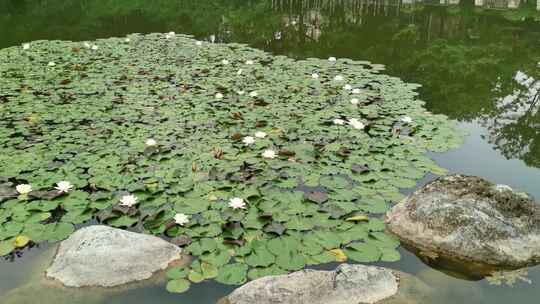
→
(48, 61, 56, 67)
(401, 116, 413, 123)
(245, 60, 254, 65)
(333, 118, 345, 125)
(120, 194, 138, 207)
(221, 59, 230, 65)
(243, 136, 255, 146)
(328, 57, 337, 62)
(165, 31, 175, 39)
(348, 118, 365, 130)
(350, 98, 359, 105)
(291, 21, 297, 26)
(344, 84, 352, 90)
(22, 43, 30, 50)
(255, 131, 267, 138)
(249, 91, 258, 97)
(237, 69, 243, 75)
(84, 42, 91, 48)
(16, 184, 32, 195)
(262, 149, 277, 159)
(215, 93, 224, 100)
(55, 181, 73, 193)
(237, 90, 245, 95)
(195, 41, 203, 46)
(125, 38, 131, 43)
(145, 138, 157, 146)
(352, 88, 361, 94)
(91, 45, 99, 50)
(229, 197, 246, 209)
(334, 75, 344, 81)
(311, 73, 319, 79)
(174, 213, 190, 226)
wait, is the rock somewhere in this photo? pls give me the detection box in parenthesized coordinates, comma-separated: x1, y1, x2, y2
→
(386, 174, 540, 276)
(46, 225, 183, 287)
(221, 264, 432, 304)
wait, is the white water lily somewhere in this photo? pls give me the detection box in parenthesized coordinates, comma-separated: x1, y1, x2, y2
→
(344, 84, 352, 90)
(228, 197, 246, 209)
(91, 45, 99, 50)
(174, 213, 190, 226)
(255, 131, 267, 138)
(22, 43, 30, 50)
(245, 60, 254, 65)
(328, 57, 337, 62)
(352, 88, 361, 94)
(221, 59, 230, 65)
(165, 31, 175, 39)
(401, 116, 413, 123)
(120, 194, 138, 207)
(145, 138, 157, 146)
(237, 90, 245, 95)
(334, 75, 344, 81)
(237, 69, 243, 75)
(333, 118, 345, 125)
(48, 61, 56, 67)
(311, 73, 319, 79)
(215, 93, 224, 100)
(249, 91, 258, 97)
(84, 42, 91, 48)
(243, 136, 255, 146)
(350, 98, 359, 105)
(55, 181, 73, 193)
(195, 41, 202, 46)
(262, 149, 277, 159)
(16, 184, 32, 195)
(348, 118, 365, 130)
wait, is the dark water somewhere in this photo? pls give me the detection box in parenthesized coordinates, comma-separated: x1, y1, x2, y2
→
(1, 0, 540, 303)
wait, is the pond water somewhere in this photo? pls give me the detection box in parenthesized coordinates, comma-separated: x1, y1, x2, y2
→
(1, 0, 540, 303)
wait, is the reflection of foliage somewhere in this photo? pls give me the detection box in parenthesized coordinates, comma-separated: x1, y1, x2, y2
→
(486, 269, 532, 286)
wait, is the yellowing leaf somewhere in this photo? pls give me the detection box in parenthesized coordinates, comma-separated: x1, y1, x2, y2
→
(328, 248, 347, 262)
(14, 235, 30, 248)
(345, 215, 369, 222)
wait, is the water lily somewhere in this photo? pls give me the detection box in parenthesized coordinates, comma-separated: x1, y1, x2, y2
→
(334, 75, 344, 81)
(350, 98, 359, 105)
(215, 93, 224, 100)
(249, 91, 258, 97)
(221, 59, 230, 65)
(16, 184, 32, 195)
(344, 84, 352, 90)
(229, 197, 246, 209)
(195, 41, 202, 46)
(120, 194, 138, 207)
(145, 138, 157, 146)
(237, 69, 243, 75)
(174, 213, 189, 226)
(262, 149, 277, 159)
(333, 118, 345, 125)
(348, 118, 365, 130)
(352, 88, 361, 94)
(22, 43, 30, 50)
(48, 61, 56, 67)
(255, 131, 267, 138)
(401, 116, 413, 123)
(55, 181, 73, 193)
(328, 57, 337, 62)
(243, 136, 255, 146)
(91, 45, 99, 50)
(311, 73, 319, 79)
(245, 60, 254, 65)
(165, 31, 175, 39)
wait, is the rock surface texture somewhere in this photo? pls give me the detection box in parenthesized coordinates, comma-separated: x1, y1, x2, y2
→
(386, 174, 540, 274)
(223, 264, 431, 304)
(46, 225, 182, 287)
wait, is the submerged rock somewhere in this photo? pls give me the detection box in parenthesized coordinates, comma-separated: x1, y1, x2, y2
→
(220, 264, 432, 304)
(46, 225, 183, 287)
(386, 174, 540, 276)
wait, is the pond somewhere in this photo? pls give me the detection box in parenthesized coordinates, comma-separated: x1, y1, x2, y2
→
(1, 0, 540, 303)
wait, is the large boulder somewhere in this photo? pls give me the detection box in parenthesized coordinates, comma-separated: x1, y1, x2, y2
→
(386, 175, 540, 275)
(220, 264, 432, 304)
(46, 225, 183, 287)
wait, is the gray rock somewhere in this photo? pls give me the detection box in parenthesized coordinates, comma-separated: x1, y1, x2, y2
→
(386, 174, 540, 275)
(222, 264, 431, 304)
(46, 225, 183, 287)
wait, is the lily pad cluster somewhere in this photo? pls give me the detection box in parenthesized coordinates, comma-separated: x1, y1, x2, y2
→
(0, 33, 463, 291)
